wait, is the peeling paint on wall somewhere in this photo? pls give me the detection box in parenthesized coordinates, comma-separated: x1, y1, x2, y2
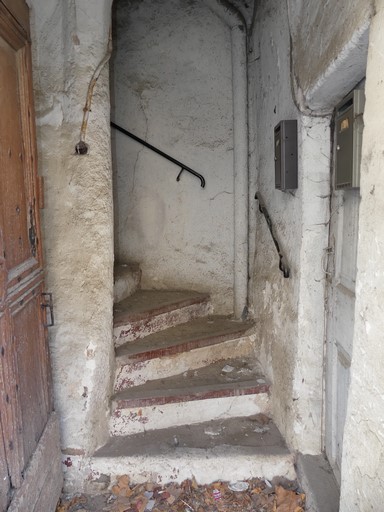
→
(28, 0, 115, 461)
(248, 0, 329, 453)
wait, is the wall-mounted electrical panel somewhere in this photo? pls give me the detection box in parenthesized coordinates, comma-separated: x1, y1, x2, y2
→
(335, 88, 365, 189)
(274, 120, 298, 191)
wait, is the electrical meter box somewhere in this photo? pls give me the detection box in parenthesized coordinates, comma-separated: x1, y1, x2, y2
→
(335, 88, 365, 189)
(274, 120, 298, 191)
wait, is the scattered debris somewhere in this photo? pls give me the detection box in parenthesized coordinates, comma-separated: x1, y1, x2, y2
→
(56, 475, 306, 512)
(228, 481, 249, 492)
(221, 365, 235, 373)
(254, 425, 270, 434)
(204, 425, 224, 436)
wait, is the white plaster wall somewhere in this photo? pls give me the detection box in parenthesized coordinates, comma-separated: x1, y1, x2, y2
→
(111, 0, 235, 313)
(340, 1, 384, 508)
(28, 0, 114, 459)
(288, 0, 373, 106)
(248, 0, 330, 453)
(250, 0, 384, 506)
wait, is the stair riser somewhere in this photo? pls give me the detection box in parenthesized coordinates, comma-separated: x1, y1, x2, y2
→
(114, 301, 212, 347)
(114, 336, 255, 392)
(82, 453, 296, 493)
(110, 393, 271, 436)
(114, 269, 141, 303)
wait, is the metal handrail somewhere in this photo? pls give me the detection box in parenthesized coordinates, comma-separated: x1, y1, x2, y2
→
(111, 121, 206, 188)
(255, 192, 290, 278)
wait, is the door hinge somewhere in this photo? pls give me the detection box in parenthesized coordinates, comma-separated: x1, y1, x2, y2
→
(41, 292, 54, 327)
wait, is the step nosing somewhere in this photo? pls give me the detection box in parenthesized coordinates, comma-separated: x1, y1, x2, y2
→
(114, 292, 210, 326)
(94, 446, 291, 459)
(117, 329, 252, 360)
(113, 383, 270, 408)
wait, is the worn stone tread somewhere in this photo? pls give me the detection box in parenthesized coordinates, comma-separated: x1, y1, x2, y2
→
(114, 290, 210, 326)
(113, 357, 268, 407)
(94, 416, 288, 457)
(116, 316, 254, 359)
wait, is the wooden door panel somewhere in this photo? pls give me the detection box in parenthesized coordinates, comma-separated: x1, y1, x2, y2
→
(325, 177, 360, 482)
(1, 0, 29, 34)
(0, 2, 61, 509)
(0, 414, 11, 511)
(12, 285, 50, 464)
(0, 310, 24, 488)
(0, 35, 31, 270)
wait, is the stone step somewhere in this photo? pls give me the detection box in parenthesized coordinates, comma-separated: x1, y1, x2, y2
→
(115, 335, 255, 392)
(110, 359, 270, 436)
(114, 290, 212, 347)
(114, 262, 141, 303)
(114, 316, 255, 391)
(85, 416, 295, 490)
(114, 357, 268, 407)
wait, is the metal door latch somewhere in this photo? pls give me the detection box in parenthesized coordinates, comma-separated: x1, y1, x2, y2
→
(41, 292, 54, 327)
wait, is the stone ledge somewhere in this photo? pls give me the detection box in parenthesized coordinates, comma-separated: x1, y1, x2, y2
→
(296, 453, 339, 512)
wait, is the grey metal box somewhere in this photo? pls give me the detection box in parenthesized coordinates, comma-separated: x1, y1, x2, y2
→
(274, 120, 298, 190)
(335, 89, 365, 189)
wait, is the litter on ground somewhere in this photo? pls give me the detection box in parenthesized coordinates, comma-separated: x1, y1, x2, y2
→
(56, 475, 306, 512)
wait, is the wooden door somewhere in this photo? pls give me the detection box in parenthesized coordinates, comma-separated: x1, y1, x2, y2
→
(324, 94, 364, 483)
(0, 2, 61, 510)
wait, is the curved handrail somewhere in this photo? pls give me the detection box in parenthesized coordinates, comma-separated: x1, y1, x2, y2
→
(255, 192, 290, 278)
(111, 122, 206, 188)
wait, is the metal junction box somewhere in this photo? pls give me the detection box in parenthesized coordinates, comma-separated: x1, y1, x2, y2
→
(274, 120, 298, 191)
(335, 89, 365, 189)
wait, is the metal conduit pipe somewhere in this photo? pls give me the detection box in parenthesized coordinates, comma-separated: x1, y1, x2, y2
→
(204, 0, 249, 319)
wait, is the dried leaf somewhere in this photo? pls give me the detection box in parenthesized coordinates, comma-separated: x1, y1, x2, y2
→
(191, 477, 198, 490)
(166, 495, 176, 504)
(57, 476, 305, 512)
(119, 475, 130, 487)
(275, 486, 305, 512)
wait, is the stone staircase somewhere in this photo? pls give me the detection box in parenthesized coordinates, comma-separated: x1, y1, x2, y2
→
(87, 263, 295, 486)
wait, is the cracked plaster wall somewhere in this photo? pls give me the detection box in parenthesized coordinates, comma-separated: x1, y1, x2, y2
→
(28, 0, 114, 468)
(250, 0, 384, 507)
(111, 0, 235, 313)
(340, 1, 384, 508)
(288, 0, 374, 107)
(248, 0, 330, 454)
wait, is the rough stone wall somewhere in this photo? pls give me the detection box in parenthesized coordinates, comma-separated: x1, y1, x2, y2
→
(248, 0, 329, 453)
(250, 0, 384, 507)
(340, 1, 384, 508)
(288, 0, 373, 102)
(28, 0, 114, 461)
(111, 0, 235, 313)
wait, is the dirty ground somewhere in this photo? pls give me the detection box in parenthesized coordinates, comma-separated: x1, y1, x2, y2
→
(56, 475, 305, 511)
